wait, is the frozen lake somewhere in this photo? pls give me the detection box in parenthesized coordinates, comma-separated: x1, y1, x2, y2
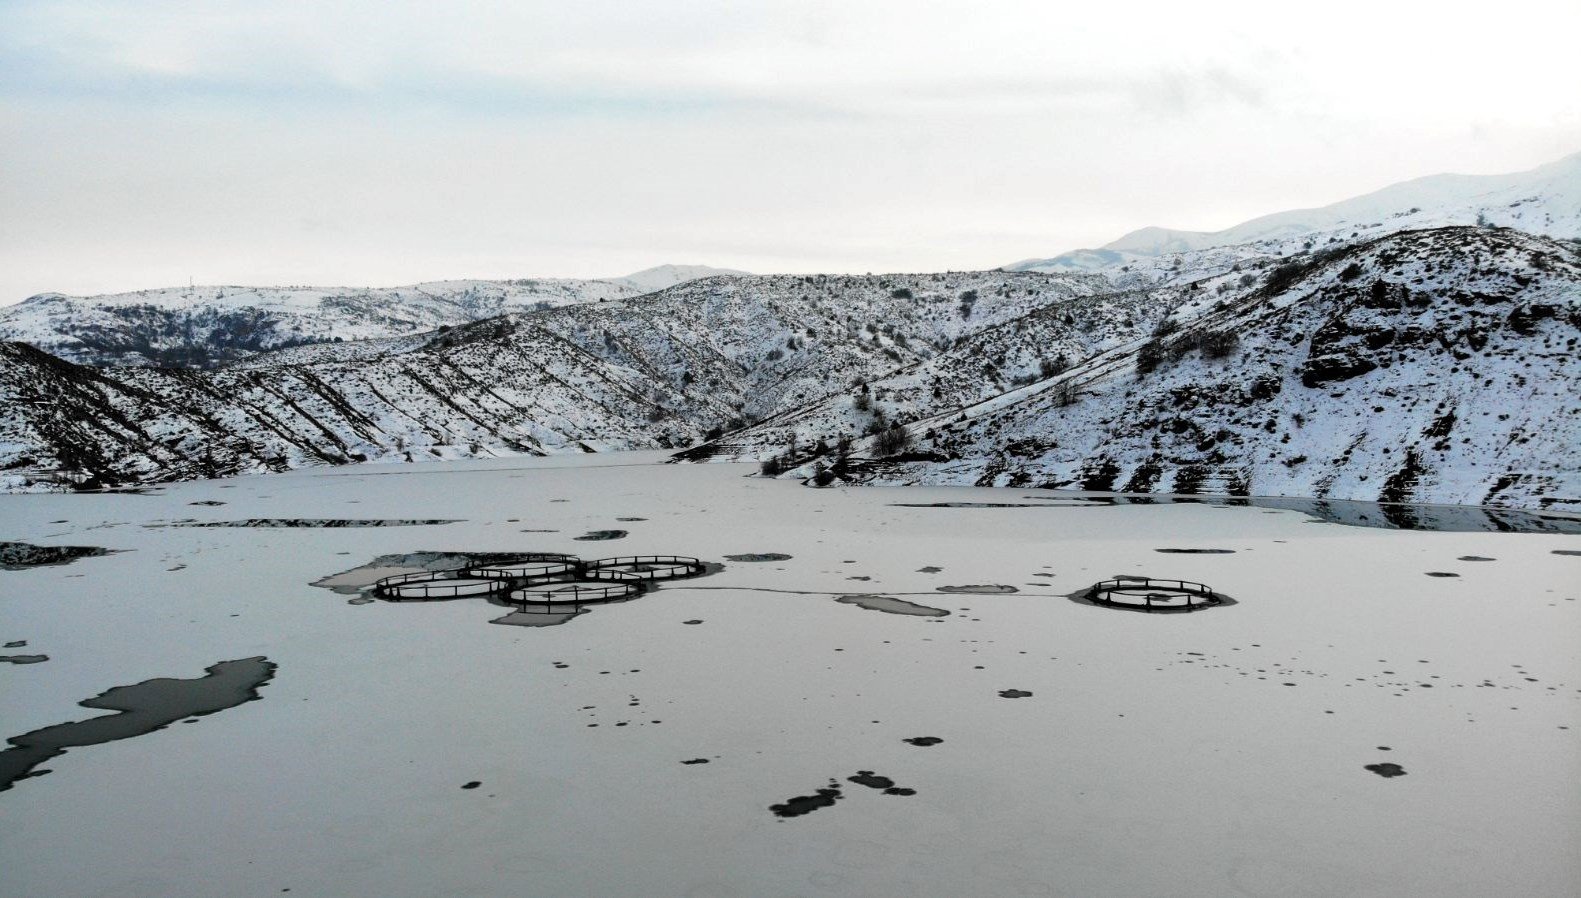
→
(2, 452, 1578, 896)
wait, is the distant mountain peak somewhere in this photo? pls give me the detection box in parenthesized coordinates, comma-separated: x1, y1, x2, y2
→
(1008, 150, 1581, 273)
(601, 264, 750, 294)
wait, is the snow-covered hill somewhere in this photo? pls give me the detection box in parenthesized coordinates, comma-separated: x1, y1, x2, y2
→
(1010, 151, 1581, 274)
(5, 227, 1575, 511)
(0, 269, 1104, 491)
(0, 279, 640, 368)
(723, 228, 1580, 513)
(600, 264, 749, 293)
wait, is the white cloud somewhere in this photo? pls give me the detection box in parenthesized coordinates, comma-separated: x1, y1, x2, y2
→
(1, 0, 1577, 299)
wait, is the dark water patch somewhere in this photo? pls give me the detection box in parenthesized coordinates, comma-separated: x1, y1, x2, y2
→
(347, 597, 375, 605)
(836, 594, 949, 617)
(937, 584, 1018, 595)
(1, 542, 116, 570)
(1365, 763, 1407, 778)
(771, 784, 843, 818)
(901, 492, 1581, 534)
(885, 787, 917, 796)
(848, 771, 895, 790)
(489, 608, 586, 628)
(461, 781, 481, 790)
(917, 566, 942, 573)
(724, 553, 792, 562)
(0, 656, 275, 793)
(683, 619, 704, 625)
(4, 640, 26, 648)
(1424, 571, 1459, 578)
(616, 517, 647, 522)
(903, 737, 943, 747)
(892, 502, 1057, 508)
(312, 551, 563, 595)
(1458, 556, 1496, 562)
(188, 500, 226, 506)
(681, 758, 710, 765)
(998, 689, 1033, 698)
(520, 529, 559, 533)
(0, 655, 48, 665)
(574, 530, 628, 541)
(1554, 550, 1581, 557)
(167, 518, 458, 528)
(1155, 548, 1237, 554)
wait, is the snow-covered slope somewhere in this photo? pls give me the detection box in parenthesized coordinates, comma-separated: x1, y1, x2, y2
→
(1011, 151, 1581, 273)
(0, 270, 1104, 490)
(706, 228, 1581, 513)
(0, 279, 639, 368)
(600, 264, 750, 293)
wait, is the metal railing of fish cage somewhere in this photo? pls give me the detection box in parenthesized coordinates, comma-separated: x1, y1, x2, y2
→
(373, 569, 515, 601)
(582, 555, 705, 582)
(1087, 577, 1221, 612)
(464, 559, 581, 580)
(506, 578, 642, 605)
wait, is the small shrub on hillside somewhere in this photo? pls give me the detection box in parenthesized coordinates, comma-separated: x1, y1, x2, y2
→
(1135, 339, 1165, 376)
(873, 424, 911, 456)
(1199, 329, 1240, 359)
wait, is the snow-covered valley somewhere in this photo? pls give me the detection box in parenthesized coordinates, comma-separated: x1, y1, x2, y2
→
(1, 455, 1576, 896)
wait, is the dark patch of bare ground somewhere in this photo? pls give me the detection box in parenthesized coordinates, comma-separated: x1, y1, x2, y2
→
(903, 737, 944, 747)
(1, 542, 117, 570)
(936, 584, 1018, 594)
(0, 657, 276, 792)
(723, 553, 792, 562)
(1155, 548, 1236, 554)
(1365, 763, 1407, 778)
(1554, 550, 1581, 557)
(0, 655, 48, 664)
(1425, 572, 1460, 578)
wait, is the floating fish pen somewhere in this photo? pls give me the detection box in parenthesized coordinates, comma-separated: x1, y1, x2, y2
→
(373, 554, 707, 606)
(373, 570, 515, 600)
(583, 555, 706, 581)
(465, 557, 581, 580)
(507, 579, 643, 605)
(1085, 577, 1222, 612)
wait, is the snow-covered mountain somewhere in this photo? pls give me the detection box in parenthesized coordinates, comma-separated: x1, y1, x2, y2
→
(1009, 151, 1581, 273)
(0, 279, 640, 368)
(0, 269, 1104, 491)
(600, 264, 749, 293)
(4, 227, 1576, 511)
(714, 227, 1579, 513)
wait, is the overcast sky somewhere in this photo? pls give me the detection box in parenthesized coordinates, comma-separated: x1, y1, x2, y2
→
(2, 1, 1578, 301)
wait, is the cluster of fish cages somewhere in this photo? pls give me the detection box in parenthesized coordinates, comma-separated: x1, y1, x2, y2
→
(372, 553, 706, 607)
(1084, 577, 1222, 613)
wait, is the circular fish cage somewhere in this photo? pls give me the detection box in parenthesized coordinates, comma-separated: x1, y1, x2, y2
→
(465, 558, 581, 580)
(507, 578, 642, 605)
(583, 555, 706, 582)
(1086, 577, 1222, 612)
(373, 570, 514, 601)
